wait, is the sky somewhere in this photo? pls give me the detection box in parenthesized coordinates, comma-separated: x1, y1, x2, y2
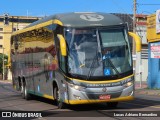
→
(0, 0, 160, 17)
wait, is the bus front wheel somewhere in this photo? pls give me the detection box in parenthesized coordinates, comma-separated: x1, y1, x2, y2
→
(54, 87, 65, 109)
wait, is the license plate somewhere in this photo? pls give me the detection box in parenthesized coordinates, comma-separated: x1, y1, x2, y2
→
(99, 95, 111, 100)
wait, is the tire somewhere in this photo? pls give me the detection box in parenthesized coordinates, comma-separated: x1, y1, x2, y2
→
(21, 82, 25, 99)
(54, 86, 66, 109)
(106, 102, 118, 108)
(22, 81, 31, 100)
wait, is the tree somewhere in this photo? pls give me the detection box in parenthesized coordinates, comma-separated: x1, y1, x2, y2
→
(0, 54, 8, 74)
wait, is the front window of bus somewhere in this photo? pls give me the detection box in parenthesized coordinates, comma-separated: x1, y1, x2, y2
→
(99, 28, 132, 77)
(65, 27, 132, 80)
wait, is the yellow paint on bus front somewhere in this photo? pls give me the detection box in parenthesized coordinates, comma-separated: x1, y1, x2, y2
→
(66, 74, 134, 84)
(12, 19, 63, 36)
(65, 96, 134, 105)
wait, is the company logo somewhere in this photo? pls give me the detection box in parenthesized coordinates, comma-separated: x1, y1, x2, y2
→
(2, 112, 11, 117)
(1, 112, 42, 118)
(80, 14, 104, 21)
(102, 87, 107, 92)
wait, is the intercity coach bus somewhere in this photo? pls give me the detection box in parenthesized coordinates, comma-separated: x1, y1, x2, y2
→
(11, 12, 141, 109)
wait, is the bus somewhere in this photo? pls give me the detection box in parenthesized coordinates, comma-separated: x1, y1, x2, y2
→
(11, 12, 140, 109)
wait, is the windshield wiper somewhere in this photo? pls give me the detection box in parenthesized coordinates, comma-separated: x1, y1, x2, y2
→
(105, 57, 120, 77)
(86, 51, 99, 80)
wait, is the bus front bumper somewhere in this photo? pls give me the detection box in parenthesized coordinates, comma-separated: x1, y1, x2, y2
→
(65, 96, 134, 105)
(64, 84, 134, 105)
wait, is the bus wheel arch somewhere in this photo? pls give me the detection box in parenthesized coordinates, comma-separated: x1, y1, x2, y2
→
(52, 81, 66, 109)
(18, 76, 22, 91)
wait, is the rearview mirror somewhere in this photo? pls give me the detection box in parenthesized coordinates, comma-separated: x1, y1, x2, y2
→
(57, 34, 67, 56)
(128, 32, 141, 52)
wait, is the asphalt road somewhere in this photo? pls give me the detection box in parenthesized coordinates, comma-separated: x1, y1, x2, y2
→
(0, 81, 160, 120)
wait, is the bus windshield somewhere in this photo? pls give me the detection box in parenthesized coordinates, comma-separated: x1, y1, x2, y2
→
(65, 27, 132, 80)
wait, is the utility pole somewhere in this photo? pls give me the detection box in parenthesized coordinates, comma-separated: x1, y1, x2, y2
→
(133, 0, 137, 74)
(133, 0, 142, 88)
(133, 0, 137, 33)
(133, 0, 137, 81)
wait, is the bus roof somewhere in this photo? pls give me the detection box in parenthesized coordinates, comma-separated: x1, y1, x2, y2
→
(12, 12, 124, 35)
(28, 12, 123, 28)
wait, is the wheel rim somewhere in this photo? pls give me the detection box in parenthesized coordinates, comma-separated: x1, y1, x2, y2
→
(21, 85, 24, 93)
(24, 85, 27, 98)
(54, 87, 65, 109)
(55, 87, 60, 102)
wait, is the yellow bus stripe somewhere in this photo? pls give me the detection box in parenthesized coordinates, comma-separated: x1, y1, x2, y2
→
(65, 96, 134, 105)
(12, 19, 63, 36)
(28, 90, 54, 100)
(43, 94, 54, 100)
(65, 74, 134, 84)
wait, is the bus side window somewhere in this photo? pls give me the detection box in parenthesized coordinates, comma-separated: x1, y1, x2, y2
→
(55, 25, 63, 35)
(55, 35, 66, 73)
(59, 50, 66, 72)
(55, 40, 65, 72)
(54, 25, 66, 73)
(128, 36, 132, 52)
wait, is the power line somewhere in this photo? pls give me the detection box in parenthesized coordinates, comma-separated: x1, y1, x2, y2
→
(133, 0, 137, 33)
(111, 0, 133, 20)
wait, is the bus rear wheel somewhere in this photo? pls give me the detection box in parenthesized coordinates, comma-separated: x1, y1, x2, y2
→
(22, 81, 31, 100)
(54, 87, 66, 109)
(106, 102, 118, 108)
(20, 83, 25, 99)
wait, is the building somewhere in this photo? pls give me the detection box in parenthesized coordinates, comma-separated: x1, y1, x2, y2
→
(136, 14, 148, 82)
(0, 14, 41, 56)
(0, 14, 41, 80)
(147, 11, 160, 89)
(112, 13, 133, 31)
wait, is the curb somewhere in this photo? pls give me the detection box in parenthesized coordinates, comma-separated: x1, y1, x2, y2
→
(135, 88, 160, 96)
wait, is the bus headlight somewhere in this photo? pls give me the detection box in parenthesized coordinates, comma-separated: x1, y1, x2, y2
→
(69, 83, 86, 91)
(123, 81, 133, 88)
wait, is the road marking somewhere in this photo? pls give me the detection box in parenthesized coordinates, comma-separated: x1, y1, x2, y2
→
(134, 98, 160, 104)
(122, 102, 160, 109)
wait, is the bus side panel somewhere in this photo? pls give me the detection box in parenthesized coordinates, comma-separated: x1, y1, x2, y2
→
(21, 32, 34, 92)
(11, 35, 32, 91)
(32, 25, 57, 96)
(11, 24, 59, 97)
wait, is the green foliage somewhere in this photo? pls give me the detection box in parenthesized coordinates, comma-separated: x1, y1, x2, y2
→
(0, 54, 8, 73)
